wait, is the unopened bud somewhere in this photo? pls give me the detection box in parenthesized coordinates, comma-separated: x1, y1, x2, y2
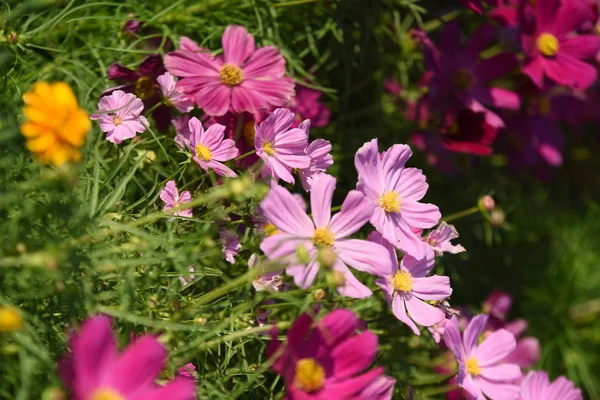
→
(490, 209, 505, 227)
(328, 270, 346, 287)
(143, 150, 156, 165)
(42, 388, 66, 400)
(196, 317, 207, 325)
(317, 247, 336, 269)
(15, 243, 26, 254)
(295, 245, 310, 265)
(7, 31, 18, 45)
(314, 288, 326, 300)
(479, 195, 495, 212)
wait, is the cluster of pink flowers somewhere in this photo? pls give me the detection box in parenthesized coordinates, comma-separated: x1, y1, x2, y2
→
(388, 0, 600, 176)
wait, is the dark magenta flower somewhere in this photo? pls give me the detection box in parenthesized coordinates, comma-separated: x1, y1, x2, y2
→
(441, 108, 499, 156)
(268, 309, 388, 399)
(290, 84, 331, 128)
(521, 0, 600, 90)
(105, 54, 172, 131)
(416, 22, 520, 128)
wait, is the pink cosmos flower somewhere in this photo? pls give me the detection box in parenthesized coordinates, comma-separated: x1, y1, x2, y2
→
(444, 315, 522, 400)
(299, 138, 334, 191)
(91, 90, 148, 144)
(259, 173, 394, 298)
(267, 309, 386, 399)
(164, 25, 295, 116)
(248, 253, 288, 292)
(371, 231, 451, 335)
(220, 229, 241, 264)
(160, 180, 192, 218)
(255, 108, 311, 185)
(355, 138, 441, 260)
(157, 72, 194, 113)
(178, 266, 196, 286)
(59, 316, 196, 400)
(519, 370, 582, 400)
(425, 222, 466, 256)
(522, 0, 600, 90)
(185, 117, 238, 177)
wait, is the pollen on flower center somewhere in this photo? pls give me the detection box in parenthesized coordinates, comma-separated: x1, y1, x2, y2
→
(264, 222, 279, 236)
(112, 115, 123, 126)
(242, 121, 256, 146)
(452, 68, 475, 90)
(466, 357, 481, 376)
(392, 270, 413, 292)
(294, 358, 326, 393)
(134, 76, 155, 100)
(263, 141, 276, 156)
(378, 191, 401, 213)
(313, 227, 335, 247)
(91, 388, 126, 400)
(195, 143, 212, 161)
(537, 33, 559, 57)
(220, 63, 244, 87)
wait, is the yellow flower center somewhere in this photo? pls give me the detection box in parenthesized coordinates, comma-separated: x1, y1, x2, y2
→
(243, 121, 256, 146)
(537, 33, 559, 57)
(91, 388, 126, 400)
(112, 115, 123, 126)
(220, 63, 244, 87)
(262, 141, 276, 156)
(264, 223, 279, 236)
(294, 358, 326, 393)
(313, 227, 335, 247)
(134, 77, 155, 100)
(0, 306, 23, 332)
(378, 191, 401, 213)
(452, 68, 475, 90)
(392, 270, 413, 292)
(195, 144, 212, 161)
(466, 357, 481, 376)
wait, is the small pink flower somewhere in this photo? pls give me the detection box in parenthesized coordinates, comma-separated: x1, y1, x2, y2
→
(186, 117, 239, 177)
(298, 138, 334, 191)
(248, 254, 289, 292)
(255, 108, 311, 185)
(177, 363, 196, 381)
(157, 72, 194, 113)
(444, 314, 521, 400)
(58, 316, 196, 400)
(355, 138, 441, 259)
(371, 231, 451, 335)
(160, 180, 192, 218)
(267, 309, 385, 399)
(519, 370, 582, 400)
(165, 25, 295, 116)
(91, 90, 148, 144)
(178, 266, 195, 286)
(259, 173, 394, 298)
(220, 229, 241, 264)
(172, 114, 192, 148)
(425, 222, 466, 256)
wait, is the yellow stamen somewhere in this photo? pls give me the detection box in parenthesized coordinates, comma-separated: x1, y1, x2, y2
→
(195, 143, 212, 162)
(294, 358, 326, 393)
(392, 270, 413, 292)
(264, 223, 279, 236)
(452, 68, 475, 90)
(91, 388, 125, 400)
(537, 33, 559, 57)
(263, 142, 275, 156)
(112, 115, 122, 126)
(219, 63, 244, 87)
(466, 357, 481, 376)
(134, 77, 155, 100)
(313, 227, 335, 247)
(378, 191, 401, 213)
(242, 121, 256, 146)
(0, 306, 23, 332)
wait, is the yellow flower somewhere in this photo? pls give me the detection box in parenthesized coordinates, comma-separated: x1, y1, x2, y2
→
(0, 306, 23, 332)
(21, 82, 91, 166)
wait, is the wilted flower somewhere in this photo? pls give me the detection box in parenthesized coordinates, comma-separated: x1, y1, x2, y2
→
(425, 222, 466, 256)
(91, 90, 148, 144)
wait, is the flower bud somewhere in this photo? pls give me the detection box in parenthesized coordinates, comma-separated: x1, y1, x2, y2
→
(479, 195, 495, 211)
(317, 247, 336, 269)
(314, 289, 326, 300)
(295, 245, 310, 265)
(490, 209, 505, 227)
(328, 270, 345, 287)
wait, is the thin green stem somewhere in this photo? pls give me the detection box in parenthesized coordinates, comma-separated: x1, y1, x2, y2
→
(234, 149, 256, 162)
(198, 321, 292, 350)
(442, 206, 479, 223)
(421, 9, 461, 32)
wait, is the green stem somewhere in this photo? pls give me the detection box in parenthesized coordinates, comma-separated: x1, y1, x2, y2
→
(330, 205, 342, 213)
(421, 9, 462, 32)
(198, 321, 292, 350)
(234, 149, 256, 162)
(442, 206, 479, 223)
(144, 100, 164, 116)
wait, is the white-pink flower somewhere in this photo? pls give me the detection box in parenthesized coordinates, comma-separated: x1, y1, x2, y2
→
(186, 117, 239, 177)
(160, 180, 192, 218)
(157, 72, 194, 113)
(299, 137, 334, 191)
(355, 138, 441, 260)
(91, 90, 148, 144)
(220, 229, 241, 264)
(248, 253, 288, 292)
(426, 222, 466, 256)
(371, 231, 451, 335)
(259, 173, 394, 298)
(255, 108, 311, 185)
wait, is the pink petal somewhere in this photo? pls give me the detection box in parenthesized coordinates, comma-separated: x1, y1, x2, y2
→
(354, 138, 384, 199)
(412, 275, 452, 300)
(328, 190, 373, 239)
(317, 309, 359, 348)
(260, 233, 309, 260)
(463, 314, 488, 356)
(160, 180, 178, 205)
(237, 78, 295, 111)
(164, 51, 219, 78)
(474, 329, 516, 366)
(269, 157, 295, 184)
(334, 261, 373, 298)
(381, 144, 413, 192)
(550, 0, 590, 39)
(230, 84, 269, 115)
(320, 367, 384, 399)
(401, 201, 441, 229)
(544, 54, 597, 91)
(546, 376, 582, 400)
(208, 160, 238, 178)
(310, 173, 335, 228)
(145, 379, 197, 400)
(392, 295, 420, 335)
(502, 337, 540, 368)
(111, 336, 167, 394)
(479, 364, 522, 382)
(259, 185, 314, 236)
(460, 374, 485, 400)
(222, 25, 255, 65)
(401, 251, 435, 278)
(520, 371, 550, 400)
(523, 56, 545, 88)
(286, 257, 320, 289)
(195, 82, 232, 116)
(330, 331, 378, 379)
(393, 167, 428, 201)
(443, 316, 464, 360)
(335, 239, 395, 276)
(405, 293, 445, 327)
(201, 123, 225, 150)
(477, 378, 520, 400)
(242, 46, 287, 78)
(358, 375, 396, 400)
(179, 36, 202, 52)
(560, 35, 600, 60)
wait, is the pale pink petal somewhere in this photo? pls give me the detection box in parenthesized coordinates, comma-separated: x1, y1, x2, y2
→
(393, 167, 429, 201)
(310, 173, 335, 228)
(334, 261, 373, 298)
(260, 233, 310, 260)
(443, 316, 464, 360)
(520, 371, 549, 400)
(286, 257, 320, 289)
(546, 376, 582, 400)
(328, 190, 374, 239)
(259, 185, 314, 237)
(355, 138, 384, 199)
(335, 239, 394, 276)
(405, 293, 445, 327)
(463, 314, 488, 356)
(477, 378, 520, 400)
(208, 160, 238, 177)
(242, 46, 286, 78)
(401, 201, 441, 229)
(160, 180, 178, 205)
(503, 337, 540, 368)
(211, 139, 239, 162)
(401, 251, 435, 278)
(382, 144, 413, 192)
(222, 25, 255, 65)
(412, 275, 452, 300)
(461, 374, 486, 400)
(269, 157, 295, 184)
(474, 329, 516, 366)
(480, 364, 522, 382)
(201, 123, 225, 150)
(392, 295, 420, 335)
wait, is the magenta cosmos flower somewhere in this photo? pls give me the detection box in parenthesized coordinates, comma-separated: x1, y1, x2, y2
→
(157, 72, 194, 113)
(259, 173, 394, 298)
(160, 180, 192, 218)
(91, 90, 148, 144)
(522, 0, 600, 90)
(164, 25, 295, 116)
(355, 138, 441, 260)
(267, 309, 389, 399)
(290, 84, 331, 128)
(519, 370, 582, 400)
(255, 108, 311, 185)
(371, 231, 451, 335)
(444, 314, 522, 400)
(59, 316, 196, 400)
(185, 117, 238, 177)
(298, 138, 334, 191)
(425, 222, 466, 256)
